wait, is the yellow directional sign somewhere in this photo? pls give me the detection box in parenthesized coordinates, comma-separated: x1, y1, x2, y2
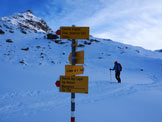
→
(65, 65, 84, 76)
(60, 76, 88, 94)
(60, 27, 89, 40)
(69, 51, 84, 64)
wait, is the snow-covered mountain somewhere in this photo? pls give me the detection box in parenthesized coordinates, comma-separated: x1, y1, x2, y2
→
(0, 11, 162, 122)
(0, 10, 52, 33)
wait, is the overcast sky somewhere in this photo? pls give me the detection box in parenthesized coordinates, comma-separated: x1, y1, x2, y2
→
(0, 0, 162, 50)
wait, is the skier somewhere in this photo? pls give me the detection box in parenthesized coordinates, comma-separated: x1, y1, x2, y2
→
(109, 61, 122, 83)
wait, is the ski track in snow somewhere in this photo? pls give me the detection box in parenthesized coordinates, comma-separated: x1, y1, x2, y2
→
(0, 74, 162, 121)
(0, 88, 70, 120)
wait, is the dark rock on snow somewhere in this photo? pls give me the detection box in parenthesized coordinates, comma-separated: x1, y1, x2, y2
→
(0, 29, 5, 34)
(47, 33, 59, 39)
(6, 39, 13, 43)
(21, 47, 29, 51)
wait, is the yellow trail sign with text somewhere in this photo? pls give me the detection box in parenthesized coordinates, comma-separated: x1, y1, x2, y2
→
(60, 76, 88, 94)
(69, 51, 84, 64)
(60, 27, 89, 40)
(65, 65, 84, 76)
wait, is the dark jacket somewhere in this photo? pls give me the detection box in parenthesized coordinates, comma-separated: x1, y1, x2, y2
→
(112, 63, 121, 72)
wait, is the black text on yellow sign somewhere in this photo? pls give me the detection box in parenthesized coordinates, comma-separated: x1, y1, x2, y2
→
(68, 51, 84, 64)
(60, 76, 88, 94)
(65, 65, 84, 76)
(60, 27, 89, 40)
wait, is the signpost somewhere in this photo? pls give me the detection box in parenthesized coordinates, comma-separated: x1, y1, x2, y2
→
(65, 65, 84, 76)
(60, 76, 88, 93)
(56, 25, 89, 122)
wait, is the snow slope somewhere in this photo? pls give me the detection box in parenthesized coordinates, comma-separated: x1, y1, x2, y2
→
(0, 12, 162, 122)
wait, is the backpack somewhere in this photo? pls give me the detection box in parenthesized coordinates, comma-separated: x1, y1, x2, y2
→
(118, 63, 122, 71)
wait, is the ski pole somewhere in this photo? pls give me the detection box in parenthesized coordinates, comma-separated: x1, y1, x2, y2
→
(110, 70, 112, 82)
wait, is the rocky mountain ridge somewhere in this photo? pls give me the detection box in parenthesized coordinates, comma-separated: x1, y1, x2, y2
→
(155, 49, 162, 53)
(0, 10, 52, 33)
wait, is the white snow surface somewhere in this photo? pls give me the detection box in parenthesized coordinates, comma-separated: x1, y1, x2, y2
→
(0, 20, 162, 122)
